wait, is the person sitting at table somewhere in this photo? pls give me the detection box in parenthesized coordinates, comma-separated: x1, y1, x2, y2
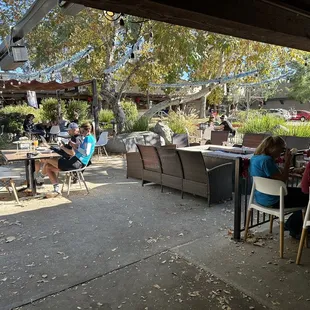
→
(23, 114, 46, 138)
(215, 115, 236, 137)
(249, 136, 309, 239)
(44, 122, 96, 194)
(34, 122, 84, 185)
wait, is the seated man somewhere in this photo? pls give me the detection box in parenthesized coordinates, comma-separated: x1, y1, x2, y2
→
(34, 123, 83, 185)
(215, 115, 236, 136)
(44, 122, 96, 194)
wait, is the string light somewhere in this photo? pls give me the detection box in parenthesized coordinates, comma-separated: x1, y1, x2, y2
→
(0, 46, 94, 81)
(86, 55, 91, 64)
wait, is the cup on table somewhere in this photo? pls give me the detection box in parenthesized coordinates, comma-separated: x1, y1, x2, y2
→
(33, 140, 39, 149)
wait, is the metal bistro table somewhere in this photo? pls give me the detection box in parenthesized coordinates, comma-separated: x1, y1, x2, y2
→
(179, 144, 255, 240)
(1, 149, 60, 196)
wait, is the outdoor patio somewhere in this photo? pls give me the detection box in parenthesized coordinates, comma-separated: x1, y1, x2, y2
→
(0, 156, 309, 310)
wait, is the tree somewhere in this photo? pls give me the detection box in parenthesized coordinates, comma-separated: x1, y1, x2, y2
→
(1, 3, 308, 130)
(287, 62, 310, 103)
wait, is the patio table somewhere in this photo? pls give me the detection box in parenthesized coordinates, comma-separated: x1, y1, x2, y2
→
(1, 149, 60, 196)
(179, 144, 255, 240)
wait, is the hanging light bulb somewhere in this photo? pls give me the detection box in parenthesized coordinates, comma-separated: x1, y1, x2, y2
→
(149, 32, 153, 38)
(18, 80, 22, 85)
(130, 52, 135, 59)
(86, 55, 91, 64)
(2, 84, 5, 89)
(68, 65, 72, 72)
(119, 18, 125, 26)
(28, 79, 31, 84)
(10, 81, 13, 85)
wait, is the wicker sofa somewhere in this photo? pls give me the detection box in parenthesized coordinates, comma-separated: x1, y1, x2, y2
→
(129, 144, 233, 206)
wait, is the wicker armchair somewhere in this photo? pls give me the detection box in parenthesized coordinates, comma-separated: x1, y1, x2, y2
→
(137, 144, 161, 186)
(124, 138, 142, 180)
(177, 150, 233, 206)
(156, 147, 183, 193)
(210, 131, 229, 146)
(242, 133, 266, 148)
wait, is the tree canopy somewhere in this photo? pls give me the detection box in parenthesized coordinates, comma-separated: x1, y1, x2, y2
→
(1, 1, 309, 123)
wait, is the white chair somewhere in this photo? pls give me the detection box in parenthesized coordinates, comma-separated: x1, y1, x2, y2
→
(244, 176, 305, 258)
(60, 166, 89, 196)
(95, 132, 108, 158)
(49, 126, 60, 142)
(296, 195, 310, 264)
(0, 169, 23, 206)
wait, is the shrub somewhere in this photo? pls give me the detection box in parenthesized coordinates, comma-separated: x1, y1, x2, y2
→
(41, 98, 66, 122)
(121, 100, 139, 132)
(0, 104, 42, 133)
(167, 109, 198, 135)
(132, 116, 149, 132)
(238, 114, 285, 134)
(99, 109, 114, 123)
(66, 100, 89, 123)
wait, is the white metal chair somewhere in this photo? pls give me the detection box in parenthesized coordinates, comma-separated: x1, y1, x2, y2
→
(0, 169, 23, 206)
(244, 176, 305, 258)
(95, 131, 108, 158)
(60, 165, 89, 196)
(296, 195, 310, 264)
(49, 125, 60, 142)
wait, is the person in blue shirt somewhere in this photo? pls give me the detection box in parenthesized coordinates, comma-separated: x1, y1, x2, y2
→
(45, 122, 96, 194)
(249, 135, 308, 238)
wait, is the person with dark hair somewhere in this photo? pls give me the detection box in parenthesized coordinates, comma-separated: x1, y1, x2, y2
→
(23, 113, 45, 137)
(71, 111, 79, 125)
(44, 122, 96, 194)
(216, 115, 236, 136)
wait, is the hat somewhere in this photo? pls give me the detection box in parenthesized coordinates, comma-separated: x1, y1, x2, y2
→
(67, 122, 79, 130)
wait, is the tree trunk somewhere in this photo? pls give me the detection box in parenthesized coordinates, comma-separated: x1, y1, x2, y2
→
(199, 95, 207, 118)
(142, 84, 217, 119)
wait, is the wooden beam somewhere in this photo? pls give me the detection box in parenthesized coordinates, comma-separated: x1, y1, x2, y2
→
(69, 0, 310, 51)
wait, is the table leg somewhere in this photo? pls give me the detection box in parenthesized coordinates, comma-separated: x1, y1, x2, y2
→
(233, 157, 242, 240)
(25, 160, 30, 188)
(29, 159, 36, 195)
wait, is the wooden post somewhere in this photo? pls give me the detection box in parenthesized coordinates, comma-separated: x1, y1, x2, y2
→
(56, 90, 61, 124)
(92, 79, 99, 138)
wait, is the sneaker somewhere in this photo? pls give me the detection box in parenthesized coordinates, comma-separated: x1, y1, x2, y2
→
(53, 184, 62, 195)
(34, 172, 45, 184)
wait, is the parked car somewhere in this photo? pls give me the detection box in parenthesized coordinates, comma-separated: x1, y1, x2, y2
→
(289, 110, 310, 122)
(264, 108, 291, 121)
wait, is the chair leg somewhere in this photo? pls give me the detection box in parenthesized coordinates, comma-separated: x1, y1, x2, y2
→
(280, 221, 284, 258)
(302, 210, 308, 248)
(296, 228, 308, 264)
(9, 179, 21, 206)
(61, 174, 67, 193)
(244, 208, 253, 241)
(103, 146, 108, 157)
(67, 174, 72, 196)
(269, 215, 274, 233)
(80, 172, 89, 194)
(77, 172, 82, 189)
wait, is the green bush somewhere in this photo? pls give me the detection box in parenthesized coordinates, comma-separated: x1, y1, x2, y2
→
(279, 123, 310, 137)
(99, 109, 114, 123)
(167, 109, 197, 135)
(66, 100, 89, 123)
(238, 114, 285, 134)
(0, 104, 42, 133)
(132, 116, 149, 132)
(41, 98, 66, 122)
(121, 100, 139, 132)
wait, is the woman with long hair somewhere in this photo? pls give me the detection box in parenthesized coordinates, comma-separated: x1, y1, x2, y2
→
(249, 136, 308, 238)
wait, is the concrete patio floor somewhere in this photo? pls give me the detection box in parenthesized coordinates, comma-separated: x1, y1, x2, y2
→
(0, 156, 310, 310)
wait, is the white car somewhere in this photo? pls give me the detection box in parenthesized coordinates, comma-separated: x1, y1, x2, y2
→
(265, 108, 291, 121)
